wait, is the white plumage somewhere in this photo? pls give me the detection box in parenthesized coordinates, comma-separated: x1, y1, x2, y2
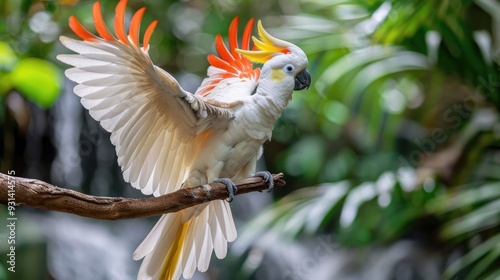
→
(58, 1, 309, 279)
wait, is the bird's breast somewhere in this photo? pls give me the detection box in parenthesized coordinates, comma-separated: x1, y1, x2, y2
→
(186, 102, 278, 186)
(187, 119, 266, 185)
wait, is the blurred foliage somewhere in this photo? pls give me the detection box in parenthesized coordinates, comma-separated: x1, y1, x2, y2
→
(1, 0, 500, 279)
(0, 2, 62, 111)
(239, 0, 500, 279)
(239, 168, 440, 245)
(8, 57, 61, 108)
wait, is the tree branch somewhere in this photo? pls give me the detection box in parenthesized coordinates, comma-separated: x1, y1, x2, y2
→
(0, 172, 285, 220)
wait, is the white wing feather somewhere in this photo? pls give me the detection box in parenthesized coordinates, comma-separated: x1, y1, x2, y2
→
(58, 37, 233, 196)
(58, 6, 264, 280)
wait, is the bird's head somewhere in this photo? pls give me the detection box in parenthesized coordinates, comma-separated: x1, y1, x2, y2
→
(235, 21, 311, 92)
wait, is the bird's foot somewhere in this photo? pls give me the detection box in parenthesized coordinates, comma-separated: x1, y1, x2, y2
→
(255, 171, 274, 193)
(214, 178, 238, 202)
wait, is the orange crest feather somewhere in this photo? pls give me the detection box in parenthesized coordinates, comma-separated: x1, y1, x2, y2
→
(197, 17, 261, 97)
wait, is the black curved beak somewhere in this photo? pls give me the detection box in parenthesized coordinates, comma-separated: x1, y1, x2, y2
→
(294, 69, 311, 91)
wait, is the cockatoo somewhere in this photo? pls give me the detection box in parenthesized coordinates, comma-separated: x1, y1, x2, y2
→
(57, 0, 310, 279)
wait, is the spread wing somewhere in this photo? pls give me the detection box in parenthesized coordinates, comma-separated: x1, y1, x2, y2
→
(57, 0, 232, 196)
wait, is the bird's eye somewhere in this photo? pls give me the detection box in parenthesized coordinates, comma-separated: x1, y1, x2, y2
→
(283, 64, 295, 74)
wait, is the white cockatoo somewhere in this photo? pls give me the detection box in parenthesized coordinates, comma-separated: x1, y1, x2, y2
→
(57, 0, 310, 279)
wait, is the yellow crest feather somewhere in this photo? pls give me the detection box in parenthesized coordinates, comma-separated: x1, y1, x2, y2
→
(235, 20, 292, 64)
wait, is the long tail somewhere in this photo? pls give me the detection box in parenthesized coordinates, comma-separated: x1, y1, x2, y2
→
(133, 200, 237, 280)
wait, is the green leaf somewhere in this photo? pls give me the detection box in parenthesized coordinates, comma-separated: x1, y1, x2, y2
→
(10, 58, 62, 109)
(466, 245, 500, 280)
(304, 182, 349, 232)
(482, 269, 500, 280)
(428, 182, 500, 213)
(441, 199, 500, 239)
(0, 41, 18, 96)
(444, 234, 500, 279)
(0, 41, 17, 70)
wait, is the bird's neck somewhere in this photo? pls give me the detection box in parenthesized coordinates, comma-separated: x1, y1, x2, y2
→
(253, 81, 294, 122)
(237, 83, 293, 141)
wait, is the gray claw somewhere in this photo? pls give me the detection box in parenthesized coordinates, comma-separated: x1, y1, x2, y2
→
(255, 171, 274, 192)
(214, 178, 237, 202)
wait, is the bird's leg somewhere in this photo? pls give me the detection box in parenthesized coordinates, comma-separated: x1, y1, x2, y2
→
(214, 178, 238, 202)
(254, 171, 274, 192)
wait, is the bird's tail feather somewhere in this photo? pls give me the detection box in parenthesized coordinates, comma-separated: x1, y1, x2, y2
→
(160, 219, 191, 279)
(134, 200, 237, 280)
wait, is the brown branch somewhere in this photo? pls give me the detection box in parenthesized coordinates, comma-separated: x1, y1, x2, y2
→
(0, 172, 285, 220)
